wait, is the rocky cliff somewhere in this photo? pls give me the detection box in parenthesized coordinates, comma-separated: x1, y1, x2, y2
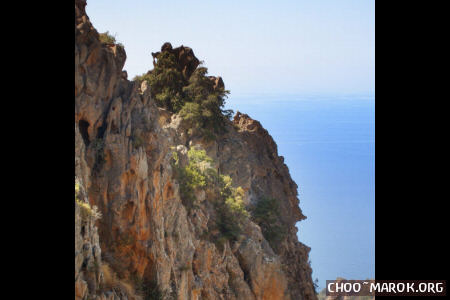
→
(75, 1, 316, 299)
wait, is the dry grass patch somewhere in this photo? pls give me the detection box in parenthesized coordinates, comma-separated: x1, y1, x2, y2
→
(100, 263, 141, 300)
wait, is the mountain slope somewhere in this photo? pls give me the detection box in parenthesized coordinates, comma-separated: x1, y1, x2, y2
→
(75, 1, 316, 299)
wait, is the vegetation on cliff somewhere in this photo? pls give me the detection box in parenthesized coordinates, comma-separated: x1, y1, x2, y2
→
(172, 147, 248, 245)
(76, 0, 317, 295)
(75, 182, 101, 221)
(99, 31, 124, 48)
(216, 175, 248, 242)
(251, 196, 286, 250)
(135, 45, 232, 138)
(172, 148, 213, 209)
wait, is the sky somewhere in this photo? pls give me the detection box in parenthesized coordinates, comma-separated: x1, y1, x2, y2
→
(86, 0, 375, 291)
(86, 0, 374, 97)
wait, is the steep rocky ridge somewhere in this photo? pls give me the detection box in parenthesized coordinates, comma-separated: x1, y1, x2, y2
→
(75, 1, 317, 299)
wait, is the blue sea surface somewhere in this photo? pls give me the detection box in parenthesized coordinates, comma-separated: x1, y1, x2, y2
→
(226, 94, 375, 290)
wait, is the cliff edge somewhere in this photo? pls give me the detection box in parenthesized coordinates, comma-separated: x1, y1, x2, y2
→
(75, 1, 316, 299)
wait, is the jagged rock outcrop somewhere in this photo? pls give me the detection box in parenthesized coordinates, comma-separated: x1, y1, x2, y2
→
(75, 0, 317, 299)
(208, 76, 225, 92)
(151, 42, 200, 79)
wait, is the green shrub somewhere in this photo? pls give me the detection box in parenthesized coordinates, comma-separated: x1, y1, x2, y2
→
(76, 199, 102, 221)
(75, 182, 101, 221)
(180, 67, 231, 135)
(215, 175, 248, 241)
(172, 147, 249, 244)
(99, 31, 117, 44)
(98, 31, 124, 50)
(142, 48, 232, 137)
(186, 146, 214, 166)
(172, 148, 214, 210)
(178, 102, 202, 130)
(146, 51, 186, 111)
(133, 73, 147, 82)
(251, 196, 286, 249)
(75, 182, 80, 200)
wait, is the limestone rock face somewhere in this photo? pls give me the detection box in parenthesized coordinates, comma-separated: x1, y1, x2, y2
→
(75, 1, 317, 299)
(75, 178, 102, 300)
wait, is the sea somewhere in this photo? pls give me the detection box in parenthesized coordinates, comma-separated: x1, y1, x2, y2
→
(226, 94, 375, 290)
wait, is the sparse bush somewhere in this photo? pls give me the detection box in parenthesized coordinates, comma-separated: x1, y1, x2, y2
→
(77, 199, 102, 221)
(133, 73, 147, 82)
(215, 175, 248, 241)
(100, 263, 116, 289)
(100, 264, 136, 297)
(179, 67, 231, 135)
(99, 31, 124, 50)
(146, 51, 186, 111)
(178, 102, 202, 130)
(75, 182, 80, 198)
(142, 48, 232, 138)
(251, 196, 286, 249)
(220, 177, 247, 217)
(172, 147, 249, 245)
(75, 182, 101, 221)
(99, 31, 116, 44)
(172, 148, 213, 210)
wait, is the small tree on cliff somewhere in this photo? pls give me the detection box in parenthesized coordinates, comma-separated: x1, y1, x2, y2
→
(139, 46, 232, 136)
(181, 67, 232, 135)
(145, 51, 187, 112)
(251, 196, 286, 249)
(99, 31, 116, 44)
(215, 175, 248, 241)
(98, 31, 124, 49)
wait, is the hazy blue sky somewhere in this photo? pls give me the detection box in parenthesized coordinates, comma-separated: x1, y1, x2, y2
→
(86, 0, 374, 96)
